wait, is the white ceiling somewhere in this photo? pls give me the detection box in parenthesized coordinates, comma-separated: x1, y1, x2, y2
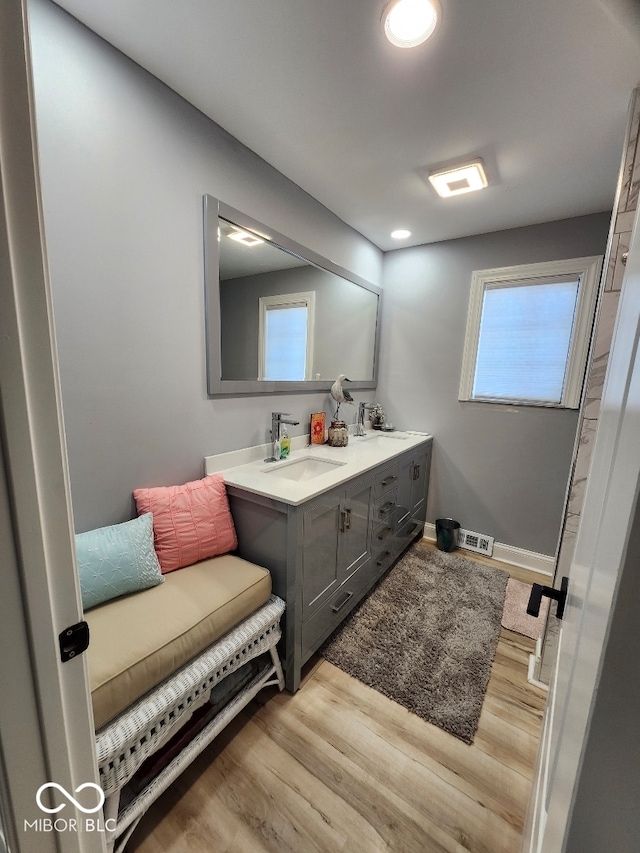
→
(50, 0, 640, 251)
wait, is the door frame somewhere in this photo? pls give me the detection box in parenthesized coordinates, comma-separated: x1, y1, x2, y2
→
(0, 2, 103, 850)
(523, 204, 640, 850)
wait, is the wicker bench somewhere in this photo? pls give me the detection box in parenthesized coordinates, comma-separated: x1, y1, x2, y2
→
(86, 554, 285, 853)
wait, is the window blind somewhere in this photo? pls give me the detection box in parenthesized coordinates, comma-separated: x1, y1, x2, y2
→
(472, 278, 580, 403)
(264, 305, 308, 381)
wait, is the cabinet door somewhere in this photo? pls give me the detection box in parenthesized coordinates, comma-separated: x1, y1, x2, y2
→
(339, 479, 373, 580)
(396, 455, 413, 528)
(410, 446, 431, 519)
(394, 443, 433, 554)
(302, 495, 341, 615)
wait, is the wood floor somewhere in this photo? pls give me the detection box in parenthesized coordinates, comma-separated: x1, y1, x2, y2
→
(127, 543, 548, 853)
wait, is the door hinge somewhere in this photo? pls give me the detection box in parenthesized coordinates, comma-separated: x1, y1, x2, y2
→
(59, 621, 90, 662)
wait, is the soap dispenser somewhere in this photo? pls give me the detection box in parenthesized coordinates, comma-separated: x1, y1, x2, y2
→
(280, 425, 291, 459)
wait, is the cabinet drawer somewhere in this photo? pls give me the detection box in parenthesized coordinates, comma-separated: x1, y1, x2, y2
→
(373, 463, 400, 497)
(373, 488, 397, 524)
(373, 516, 396, 548)
(371, 540, 394, 575)
(301, 562, 370, 661)
(394, 516, 424, 553)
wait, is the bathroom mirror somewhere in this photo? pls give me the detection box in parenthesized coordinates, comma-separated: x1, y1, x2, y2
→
(203, 194, 381, 396)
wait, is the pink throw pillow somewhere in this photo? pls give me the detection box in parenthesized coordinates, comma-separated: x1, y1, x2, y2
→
(133, 474, 237, 573)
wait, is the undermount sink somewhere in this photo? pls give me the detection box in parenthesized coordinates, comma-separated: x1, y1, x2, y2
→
(263, 456, 347, 481)
(357, 431, 408, 441)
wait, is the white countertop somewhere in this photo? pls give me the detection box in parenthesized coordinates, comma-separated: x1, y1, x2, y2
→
(205, 429, 432, 506)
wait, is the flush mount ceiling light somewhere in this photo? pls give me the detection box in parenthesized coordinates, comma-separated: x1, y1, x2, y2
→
(227, 227, 264, 246)
(428, 160, 488, 198)
(383, 0, 440, 48)
(391, 229, 412, 239)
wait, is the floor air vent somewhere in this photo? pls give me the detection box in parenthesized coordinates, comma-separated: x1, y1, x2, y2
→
(458, 528, 494, 557)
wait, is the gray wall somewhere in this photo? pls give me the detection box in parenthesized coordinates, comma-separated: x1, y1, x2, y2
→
(28, 0, 610, 558)
(28, 0, 381, 532)
(378, 214, 611, 555)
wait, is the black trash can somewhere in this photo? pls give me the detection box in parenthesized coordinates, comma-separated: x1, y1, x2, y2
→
(435, 518, 460, 552)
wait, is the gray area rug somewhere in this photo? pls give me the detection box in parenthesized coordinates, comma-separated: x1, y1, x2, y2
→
(321, 545, 509, 744)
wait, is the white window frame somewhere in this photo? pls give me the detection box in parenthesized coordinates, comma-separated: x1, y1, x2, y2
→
(459, 256, 603, 409)
(258, 291, 315, 381)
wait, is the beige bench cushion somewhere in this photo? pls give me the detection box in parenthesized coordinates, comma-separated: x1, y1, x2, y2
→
(86, 554, 272, 729)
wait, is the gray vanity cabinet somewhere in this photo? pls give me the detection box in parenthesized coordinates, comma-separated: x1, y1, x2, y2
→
(225, 437, 432, 692)
(302, 477, 373, 619)
(393, 445, 431, 555)
(397, 445, 430, 529)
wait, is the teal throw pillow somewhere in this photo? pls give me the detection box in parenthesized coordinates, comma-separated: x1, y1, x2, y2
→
(76, 513, 164, 610)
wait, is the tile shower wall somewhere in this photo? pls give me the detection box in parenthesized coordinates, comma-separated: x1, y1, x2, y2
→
(539, 88, 640, 683)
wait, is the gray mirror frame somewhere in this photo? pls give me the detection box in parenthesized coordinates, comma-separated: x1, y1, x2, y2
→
(203, 194, 382, 396)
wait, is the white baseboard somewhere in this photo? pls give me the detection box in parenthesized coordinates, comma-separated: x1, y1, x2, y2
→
(423, 523, 554, 576)
(527, 638, 549, 689)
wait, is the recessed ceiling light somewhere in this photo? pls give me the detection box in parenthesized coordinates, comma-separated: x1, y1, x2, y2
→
(391, 229, 412, 239)
(383, 0, 440, 49)
(227, 228, 264, 246)
(428, 160, 488, 198)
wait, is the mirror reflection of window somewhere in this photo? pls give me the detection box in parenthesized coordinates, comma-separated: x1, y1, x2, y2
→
(259, 292, 315, 380)
(213, 205, 379, 386)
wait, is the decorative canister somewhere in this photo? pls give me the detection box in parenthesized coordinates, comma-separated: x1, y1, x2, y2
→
(327, 419, 349, 447)
(369, 402, 386, 430)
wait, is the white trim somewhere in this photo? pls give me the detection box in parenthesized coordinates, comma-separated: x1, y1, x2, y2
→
(459, 256, 603, 409)
(0, 3, 103, 850)
(527, 637, 550, 690)
(491, 541, 554, 575)
(423, 523, 554, 575)
(258, 290, 316, 380)
(542, 205, 640, 849)
(524, 630, 563, 851)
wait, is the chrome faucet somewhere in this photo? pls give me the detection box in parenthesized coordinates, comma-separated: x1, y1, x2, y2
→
(355, 402, 374, 436)
(265, 412, 300, 462)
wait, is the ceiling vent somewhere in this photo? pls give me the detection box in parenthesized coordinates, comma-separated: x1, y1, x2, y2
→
(427, 160, 489, 198)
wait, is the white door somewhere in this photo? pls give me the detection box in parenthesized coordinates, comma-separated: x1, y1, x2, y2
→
(523, 205, 640, 851)
(0, 2, 103, 851)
